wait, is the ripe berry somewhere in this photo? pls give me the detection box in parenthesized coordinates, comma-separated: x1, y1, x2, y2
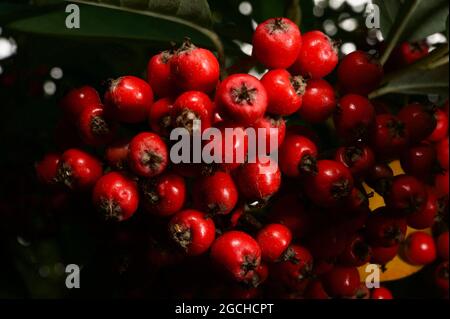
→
(147, 50, 174, 98)
(171, 91, 215, 133)
(334, 145, 375, 179)
(365, 207, 407, 247)
(436, 137, 449, 170)
(385, 175, 427, 216)
(36, 152, 60, 186)
(290, 30, 338, 79)
(371, 287, 393, 299)
(437, 231, 449, 260)
(434, 171, 449, 198)
(365, 163, 394, 196)
(407, 187, 438, 229)
(56, 148, 102, 190)
(278, 134, 318, 178)
(216, 73, 268, 126)
(128, 132, 168, 177)
(77, 104, 117, 146)
(105, 138, 130, 170)
(434, 261, 449, 291)
(148, 97, 174, 137)
(333, 94, 375, 143)
(59, 86, 100, 118)
(234, 157, 281, 202)
(252, 17, 301, 69)
(304, 280, 329, 299)
(398, 103, 436, 144)
(299, 79, 336, 123)
(104, 76, 154, 123)
(168, 209, 215, 256)
(304, 160, 354, 207)
(192, 171, 238, 215)
(170, 40, 219, 93)
(370, 114, 409, 160)
(250, 115, 286, 155)
(338, 234, 371, 267)
(141, 172, 186, 217)
(322, 266, 361, 298)
(403, 231, 436, 265)
(256, 224, 292, 262)
(370, 244, 399, 265)
(337, 50, 383, 96)
(261, 69, 305, 115)
(400, 143, 437, 179)
(390, 41, 429, 69)
(428, 109, 449, 142)
(92, 172, 139, 221)
(210, 231, 261, 283)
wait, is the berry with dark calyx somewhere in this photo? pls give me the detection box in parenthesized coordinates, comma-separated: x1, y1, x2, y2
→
(168, 209, 215, 256)
(104, 76, 154, 123)
(436, 137, 449, 170)
(192, 171, 238, 216)
(170, 39, 219, 94)
(250, 115, 286, 155)
(141, 172, 186, 217)
(322, 266, 361, 298)
(290, 30, 338, 79)
(216, 73, 268, 126)
(337, 50, 383, 96)
(400, 143, 437, 179)
(403, 231, 436, 265)
(56, 148, 103, 190)
(92, 172, 139, 221)
(210, 231, 262, 283)
(371, 287, 393, 299)
(35, 152, 61, 186)
(407, 187, 438, 229)
(365, 163, 394, 196)
(261, 69, 305, 115)
(128, 132, 168, 177)
(338, 234, 372, 267)
(350, 284, 370, 299)
(105, 138, 130, 170)
(148, 97, 174, 137)
(256, 224, 292, 262)
(78, 104, 117, 146)
(252, 17, 302, 69)
(434, 261, 449, 292)
(299, 79, 336, 123)
(428, 108, 449, 142)
(385, 174, 427, 216)
(365, 207, 407, 247)
(370, 244, 399, 265)
(147, 50, 174, 98)
(398, 102, 437, 144)
(395, 41, 429, 67)
(59, 86, 101, 118)
(334, 144, 375, 179)
(370, 114, 409, 160)
(279, 134, 318, 178)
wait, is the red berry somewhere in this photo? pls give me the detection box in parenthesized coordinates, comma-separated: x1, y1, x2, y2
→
(389, 41, 429, 69)
(252, 17, 301, 69)
(104, 76, 154, 123)
(216, 74, 268, 126)
(141, 172, 186, 217)
(370, 114, 409, 160)
(337, 50, 383, 96)
(304, 160, 354, 207)
(338, 234, 371, 267)
(304, 280, 329, 299)
(256, 224, 292, 262)
(168, 209, 215, 256)
(437, 231, 449, 260)
(147, 50, 174, 98)
(56, 148, 103, 190)
(365, 163, 394, 196)
(307, 227, 347, 259)
(290, 30, 338, 79)
(128, 132, 168, 177)
(171, 91, 215, 133)
(333, 94, 375, 143)
(299, 79, 336, 123)
(386, 175, 427, 216)
(428, 109, 449, 142)
(398, 103, 436, 144)
(36, 152, 60, 186)
(434, 171, 449, 198)
(148, 97, 174, 137)
(322, 266, 361, 298)
(92, 172, 139, 221)
(400, 143, 437, 179)
(371, 287, 393, 299)
(278, 134, 318, 178)
(261, 69, 305, 115)
(365, 207, 407, 247)
(77, 104, 117, 146)
(403, 231, 436, 265)
(436, 137, 449, 170)
(104, 138, 130, 170)
(370, 244, 399, 265)
(407, 187, 438, 229)
(59, 86, 100, 118)
(250, 115, 286, 155)
(334, 145, 375, 179)
(210, 231, 261, 283)
(170, 40, 219, 93)
(192, 171, 238, 215)
(434, 261, 449, 291)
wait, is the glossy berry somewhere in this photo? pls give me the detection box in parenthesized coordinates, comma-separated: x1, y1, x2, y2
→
(386, 174, 427, 216)
(403, 231, 436, 265)
(104, 76, 154, 123)
(437, 231, 449, 261)
(333, 94, 375, 143)
(397, 41, 429, 66)
(251, 115, 286, 154)
(299, 79, 336, 123)
(192, 171, 238, 215)
(434, 261, 449, 291)
(400, 143, 437, 179)
(252, 17, 301, 69)
(365, 163, 394, 196)
(334, 145, 375, 179)
(59, 86, 100, 118)
(338, 234, 371, 267)
(278, 134, 318, 178)
(398, 103, 436, 144)
(370, 114, 409, 160)
(304, 160, 354, 207)
(256, 224, 292, 262)
(92, 172, 139, 221)
(77, 104, 117, 146)
(170, 40, 219, 93)
(365, 207, 407, 247)
(148, 97, 174, 137)
(36, 152, 60, 186)
(407, 188, 438, 229)
(210, 231, 262, 283)
(371, 287, 393, 299)
(322, 266, 361, 298)
(168, 209, 215, 256)
(370, 244, 399, 265)
(428, 109, 449, 142)
(128, 132, 168, 177)
(337, 50, 383, 96)
(56, 148, 102, 190)
(261, 69, 305, 115)
(147, 50, 174, 98)
(171, 91, 215, 133)
(290, 30, 338, 79)
(141, 172, 186, 217)
(105, 138, 130, 170)
(436, 137, 449, 170)
(216, 73, 268, 125)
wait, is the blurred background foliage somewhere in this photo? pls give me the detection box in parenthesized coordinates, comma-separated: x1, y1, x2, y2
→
(0, 0, 448, 298)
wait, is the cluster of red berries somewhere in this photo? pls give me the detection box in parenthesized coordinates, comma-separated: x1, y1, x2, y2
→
(35, 17, 448, 299)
